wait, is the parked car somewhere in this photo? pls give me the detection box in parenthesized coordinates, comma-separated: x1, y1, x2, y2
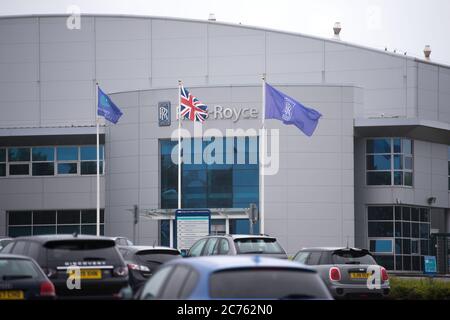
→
(293, 247, 390, 299)
(0, 238, 13, 251)
(137, 256, 332, 300)
(118, 246, 181, 292)
(186, 234, 288, 259)
(1, 235, 129, 299)
(110, 237, 134, 247)
(0, 254, 55, 300)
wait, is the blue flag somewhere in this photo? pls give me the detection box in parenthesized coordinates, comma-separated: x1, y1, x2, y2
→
(265, 83, 322, 136)
(97, 87, 123, 124)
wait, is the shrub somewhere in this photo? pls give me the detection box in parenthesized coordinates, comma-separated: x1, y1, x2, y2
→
(389, 276, 450, 300)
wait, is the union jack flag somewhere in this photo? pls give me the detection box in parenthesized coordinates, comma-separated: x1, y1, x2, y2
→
(179, 86, 208, 122)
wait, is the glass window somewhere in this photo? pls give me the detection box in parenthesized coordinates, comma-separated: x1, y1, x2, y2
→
(32, 163, 54, 176)
(369, 239, 393, 253)
(368, 207, 393, 220)
(81, 161, 103, 175)
(81, 146, 104, 161)
(0, 149, 5, 162)
(411, 239, 419, 255)
(140, 266, 174, 300)
(373, 255, 394, 270)
(8, 226, 32, 237)
(402, 221, 411, 237)
(58, 210, 80, 224)
(0, 164, 5, 177)
(32, 147, 54, 161)
(58, 163, 77, 174)
(8, 211, 32, 226)
(33, 211, 56, 225)
(33, 225, 56, 235)
(8, 148, 30, 162)
(366, 138, 413, 186)
(9, 164, 29, 175)
(57, 146, 78, 161)
(368, 222, 393, 237)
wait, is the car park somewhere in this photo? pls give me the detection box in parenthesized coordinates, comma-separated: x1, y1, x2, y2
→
(1, 234, 129, 299)
(137, 255, 332, 300)
(293, 247, 390, 299)
(0, 238, 13, 251)
(0, 254, 55, 300)
(186, 234, 288, 259)
(118, 246, 181, 292)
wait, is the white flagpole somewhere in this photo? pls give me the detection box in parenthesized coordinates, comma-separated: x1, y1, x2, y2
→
(95, 82, 100, 236)
(260, 75, 266, 235)
(177, 80, 182, 210)
(96, 82, 100, 237)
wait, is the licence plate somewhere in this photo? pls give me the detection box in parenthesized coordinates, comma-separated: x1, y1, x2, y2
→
(68, 269, 102, 280)
(350, 272, 370, 279)
(0, 290, 24, 300)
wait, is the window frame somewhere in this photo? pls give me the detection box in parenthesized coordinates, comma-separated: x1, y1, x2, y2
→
(365, 137, 413, 187)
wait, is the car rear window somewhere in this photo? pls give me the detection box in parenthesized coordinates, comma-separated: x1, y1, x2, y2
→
(209, 268, 329, 299)
(234, 238, 285, 254)
(0, 258, 42, 280)
(44, 240, 121, 264)
(332, 250, 377, 265)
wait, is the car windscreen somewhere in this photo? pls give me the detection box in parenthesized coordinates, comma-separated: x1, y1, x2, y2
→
(136, 250, 181, 268)
(0, 258, 42, 280)
(44, 240, 121, 264)
(234, 238, 285, 254)
(332, 250, 377, 265)
(209, 268, 329, 299)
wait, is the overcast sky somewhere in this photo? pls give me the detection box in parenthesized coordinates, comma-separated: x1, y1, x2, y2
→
(1, 0, 449, 65)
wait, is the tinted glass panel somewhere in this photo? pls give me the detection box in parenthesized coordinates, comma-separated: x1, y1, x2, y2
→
(57, 225, 80, 235)
(370, 240, 392, 253)
(32, 163, 54, 176)
(234, 238, 285, 254)
(402, 207, 411, 220)
(0, 259, 42, 279)
(394, 171, 403, 185)
(45, 240, 119, 263)
(57, 146, 78, 161)
(80, 146, 104, 160)
(403, 255, 411, 270)
(58, 163, 77, 174)
(8, 211, 32, 225)
(81, 161, 103, 175)
(8, 148, 30, 162)
(209, 269, 330, 299)
(366, 139, 391, 153)
(333, 251, 377, 264)
(368, 207, 393, 220)
(33, 211, 56, 225)
(403, 139, 412, 154)
(8, 226, 32, 237)
(368, 222, 393, 237)
(394, 155, 403, 169)
(373, 255, 394, 270)
(58, 210, 80, 224)
(367, 155, 391, 170)
(367, 172, 391, 185)
(32, 147, 54, 161)
(9, 164, 29, 175)
(0, 149, 5, 162)
(0, 164, 5, 176)
(411, 208, 420, 221)
(393, 139, 401, 153)
(395, 222, 402, 237)
(395, 239, 402, 254)
(402, 222, 411, 237)
(403, 239, 411, 254)
(404, 172, 413, 186)
(33, 225, 56, 235)
(81, 210, 104, 223)
(80, 225, 104, 235)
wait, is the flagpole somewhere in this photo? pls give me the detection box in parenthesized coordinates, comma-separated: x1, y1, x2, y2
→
(260, 74, 266, 235)
(177, 80, 182, 210)
(96, 82, 100, 237)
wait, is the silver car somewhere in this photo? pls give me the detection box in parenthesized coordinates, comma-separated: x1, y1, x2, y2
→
(0, 237, 13, 251)
(293, 247, 390, 299)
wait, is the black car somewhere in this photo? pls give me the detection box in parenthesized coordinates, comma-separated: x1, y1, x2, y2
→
(0, 254, 55, 300)
(118, 246, 181, 292)
(186, 234, 288, 259)
(1, 235, 129, 299)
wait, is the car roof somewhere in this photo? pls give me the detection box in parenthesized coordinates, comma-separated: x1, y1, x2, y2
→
(0, 253, 34, 260)
(120, 245, 180, 253)
(206, 234, 276, 240)
(9, 234, 115, 243)
(166, 256, 315, 273)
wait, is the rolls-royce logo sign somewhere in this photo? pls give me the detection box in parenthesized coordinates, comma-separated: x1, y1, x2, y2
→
(158, 101, 171, 126)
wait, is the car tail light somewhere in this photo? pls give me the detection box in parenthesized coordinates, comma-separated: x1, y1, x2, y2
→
(113, 266, 129, 277)
(40, 281, 56, 297)
(127, 263, 150, 272)
(381, 267, 389, 282)
(329, 267, 341, 281)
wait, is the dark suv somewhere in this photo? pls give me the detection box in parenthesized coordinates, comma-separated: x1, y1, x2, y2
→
(187, 234, 288, 259)
(1, 235, 129, 299)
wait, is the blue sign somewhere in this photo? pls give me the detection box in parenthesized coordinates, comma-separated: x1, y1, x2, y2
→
(158, 101, 171, 126)
(424, 256, 437, 274)
(175, 209, 211, 251)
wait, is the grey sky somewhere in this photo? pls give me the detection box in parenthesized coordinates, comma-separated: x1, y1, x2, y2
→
(1, 0, 449, 65)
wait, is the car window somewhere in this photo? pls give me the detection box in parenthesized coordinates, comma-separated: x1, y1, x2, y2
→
(294, 252, 310, 264)
(140, 266, 174, 300)
(234, 238, 285, 254)
(218, 239, 230, 255)
(0, 258, 43, 280)
(209, 268, 330, 299)
(0, 242, 15, 254)
(332, 250, 377, 265)
(204, 238, 219, 256)
(179, 270, 199, 299)
(306, 252, 321, 265)
(188, 239, 207, 257)
(11, 241, 28, 255)
(159, 265, 191, 299)
(27, 242, 41, 261)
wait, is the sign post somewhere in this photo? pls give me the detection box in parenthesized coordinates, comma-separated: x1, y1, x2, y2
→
(175, 209, 211, 253)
